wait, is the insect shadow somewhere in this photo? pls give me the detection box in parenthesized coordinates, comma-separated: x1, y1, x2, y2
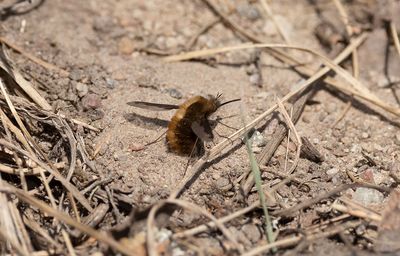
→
(123, 112, 169, 130)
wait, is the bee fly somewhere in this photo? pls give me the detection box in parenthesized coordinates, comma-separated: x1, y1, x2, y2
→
(127, 93, 240, 155)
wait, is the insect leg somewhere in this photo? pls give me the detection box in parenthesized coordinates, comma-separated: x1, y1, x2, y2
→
(145, 130, 167, 146)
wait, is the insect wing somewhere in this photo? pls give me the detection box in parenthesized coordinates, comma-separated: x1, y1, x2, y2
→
(127, 101, 179, 111)
(191, 118, 214, 142)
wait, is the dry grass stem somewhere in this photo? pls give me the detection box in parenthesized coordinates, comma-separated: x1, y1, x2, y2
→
(165, 42, 377, 111)
(0, 139, 93, 212)
(259, 0, 290, 43)
(168, 35, 366, 200)
(332, 0, 359, 78)
(173, 201, 259, 238)
(186, 16, 221, 49)
(61, 230, 77, 256)
(22, 215, 63, 251)
(276, 97, 302, 174)
(332, 203, 382, 222)
(242, 220, 361, 256)
(147, 199, 242, 256)
(200, 0, 396, 117)
(0, 181, 133, 256)
(332, 197, 382, 222)
(0, 79, 35, 155)
(331, 101, 352, 128)
(0, 37, 70, 76)
(8, 199, 33, 251)
(0, 227, 29, 256)
(273, 183, 390, 217)
(0, 46, 52, 110)
(390, 21, 400, 59)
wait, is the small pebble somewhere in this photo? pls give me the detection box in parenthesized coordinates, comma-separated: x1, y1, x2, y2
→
(326, 167, 339, 176)
(302, 114, 311, 123)
(69, 69, 84, 81)
(360, 169, 375, 184)
(237, 4, 260, 20)
(93, 16, 115, 33)
(374, 144, 384, 151)
(165, 36, 179, 49)
(255, 91, 270, 99)
(249, 73, 261, 86)
(129, 143, 145, 152)
(113, 151, 129, 161)
(355, 224, 366, 236)
(81, 93, 102, 110)
(353, 187, 384, 206)
(105, 78, 117, 89)
(241, 224, 261, 243)
(350, 144, 361, 153)
(395, 133, 400, 145)
(250, 131, 266, 147)
(155, 228, 172, 243)
(252, 146, 262, 153)
(76, 82, 88, 97)
(87, 109, 105, 121)
(118, 37, 135, 55)
(215, 177, 230, 189)
(325, 102, 337, 114)
(361, 132, 369, 139)
(112, 70, 127, 81)
(167, 88, 182, 99)
(212, 173, 220, 180)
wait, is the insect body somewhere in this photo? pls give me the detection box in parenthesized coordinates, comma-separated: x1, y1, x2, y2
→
(127, 94, 239, 155)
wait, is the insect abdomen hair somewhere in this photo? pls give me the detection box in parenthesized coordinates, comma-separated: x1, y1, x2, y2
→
(166, 96, 217, 155)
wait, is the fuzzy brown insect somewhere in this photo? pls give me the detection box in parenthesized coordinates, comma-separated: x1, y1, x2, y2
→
(127, 94, 240, 155)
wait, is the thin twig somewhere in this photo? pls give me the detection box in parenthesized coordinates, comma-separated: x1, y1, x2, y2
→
(0, 139, 93, 212)
(147, 199, 243, 256)
(276, 97, 302, 174)
(331, 100, 352, 128)
(0, 181, 133, 256)
(0, 78, 35, 155)
(242, 220, 361, 256)
(259, 0, 290, 43)
(168, 35, 368, 200)
(61, 230, 77, 256)
(173, 201, 259, 238)
(333, 197, 382, 222)
(186, 16, 221, 49)
(273, 183, 390, 217)
(0, 227, 29, 256)
(0, 36, 69, 76)
(332, 0, 359, 78)
(0, 45, 52, 110)
(241, 88, 314, 196)
(389, 21, 400, 59)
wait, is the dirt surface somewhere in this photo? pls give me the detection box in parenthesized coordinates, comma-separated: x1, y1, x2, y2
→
(1, 0, 400, 255)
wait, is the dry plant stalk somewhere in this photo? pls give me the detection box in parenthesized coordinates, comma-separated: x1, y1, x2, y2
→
(0, 181, 133, 256)
(276, 97, 302, 174)
(168, 33, 368, 200)
(259, 0, 290, 43)
(0, 37, 69, 77)
(146, 199, 243, 256)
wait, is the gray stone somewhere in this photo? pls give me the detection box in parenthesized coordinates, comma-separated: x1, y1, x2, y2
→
(353, 187, 384, 206)
(105, 78, 117, 89)
(241, 223, 262, 243)
(82, 94, 102, 110)
(76, 82, 88, 97)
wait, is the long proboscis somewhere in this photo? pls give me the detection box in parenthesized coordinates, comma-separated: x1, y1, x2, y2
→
(127, 101, 179, 111)
(218, 98, 241, 108)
